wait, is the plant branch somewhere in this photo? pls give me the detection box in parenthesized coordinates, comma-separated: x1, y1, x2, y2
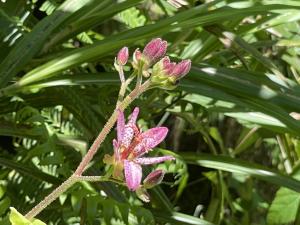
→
(25, 80, 151, 219)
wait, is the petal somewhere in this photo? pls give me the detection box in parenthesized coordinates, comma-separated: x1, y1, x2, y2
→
(117, 109, 125, 142)
(128, 107, 139, 125)
(122, 125, 135, 148)
(120, 107, 140, 148)
(140, 127, 168, 149)
(134, 156, 175, 165)
(140, 127, 168, 148)
(124, 160, 142, 191)
(132, 127, 168, 157)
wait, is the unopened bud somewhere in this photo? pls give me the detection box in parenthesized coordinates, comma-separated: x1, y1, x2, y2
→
(133, 48, 142, 63)
(142, 38, 167, 67)
(132, 48, 142, 69)
(171, 59, 191, 78)
(143, 170, 165, 189)
(150, 57, 191, 90)
(117, 47, 129, 66)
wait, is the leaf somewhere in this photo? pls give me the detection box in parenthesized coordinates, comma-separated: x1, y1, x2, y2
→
(0, 157, 62, 185)
(39, 0, 58, 15)
(267, 188, 300, 225)
(0, 197, 10, 215)
(9, 207, 46, 225)
(267, 172, 300, 224)
(0, 0, 96, 88)
(118, 7, 146, 28)
(181, 153, 300, 193)
(153, 211, 215, 225)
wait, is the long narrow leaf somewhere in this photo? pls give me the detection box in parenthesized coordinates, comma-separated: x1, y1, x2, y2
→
(182, 153, 300, 192)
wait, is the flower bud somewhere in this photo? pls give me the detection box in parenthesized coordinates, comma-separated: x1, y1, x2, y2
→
(143, 170, 165, 189)
(133, 48, 142, 63)
(117, 47, 129, 66)
(150, 57, 191, 90)
(132, 48, 142, 69)
(171, 59, 191, 78)
(142, 38, 167, 67)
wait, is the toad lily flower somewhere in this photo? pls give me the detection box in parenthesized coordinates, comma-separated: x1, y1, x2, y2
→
(104, 107, 175, 192)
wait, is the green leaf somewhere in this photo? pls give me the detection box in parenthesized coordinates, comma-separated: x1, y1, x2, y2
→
(153, 211, 215, 225)
(267, 171, 300, 224)
(118, 7, 146, 28)
(0, 197, 10, 215)
(0, 157, 62, 185)
(181, 153, 300, 192)
(267, 188, 300, 225)
(9, 207, 46, 225)
(0, 0, 96, 88)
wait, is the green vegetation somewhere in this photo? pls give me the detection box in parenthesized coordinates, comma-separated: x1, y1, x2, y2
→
(1, 0, 300, 224)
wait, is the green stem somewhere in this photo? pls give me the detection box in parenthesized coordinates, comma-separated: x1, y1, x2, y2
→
(277, 135, 293, 174)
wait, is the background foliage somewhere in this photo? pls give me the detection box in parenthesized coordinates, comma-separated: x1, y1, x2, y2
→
(1, 0, 300, 224)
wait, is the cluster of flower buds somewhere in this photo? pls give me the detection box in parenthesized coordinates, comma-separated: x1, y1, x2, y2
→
(104, 107, 174, 201)
(115, 38, 191, 89)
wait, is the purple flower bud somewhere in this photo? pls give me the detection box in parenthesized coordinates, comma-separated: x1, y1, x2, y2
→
(143, 170, 165, 189)
(142, 38, 167, 66)
(117, 47, 129, 66)
(171, 59, 191, 78)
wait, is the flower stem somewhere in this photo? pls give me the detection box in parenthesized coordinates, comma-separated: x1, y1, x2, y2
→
(25, 80, 151, 219)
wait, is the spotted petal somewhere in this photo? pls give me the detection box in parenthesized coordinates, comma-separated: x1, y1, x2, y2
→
(134, 156, 175, 165)
(132, 127, 168, 157)
(124, 160, 142, 191)
(128, 107, 139, 125)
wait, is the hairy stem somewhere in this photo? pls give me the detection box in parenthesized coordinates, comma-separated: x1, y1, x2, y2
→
(25, 80, 151, 219)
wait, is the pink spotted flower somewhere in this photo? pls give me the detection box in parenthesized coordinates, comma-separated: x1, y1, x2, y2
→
(104, 107, 175, 192)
